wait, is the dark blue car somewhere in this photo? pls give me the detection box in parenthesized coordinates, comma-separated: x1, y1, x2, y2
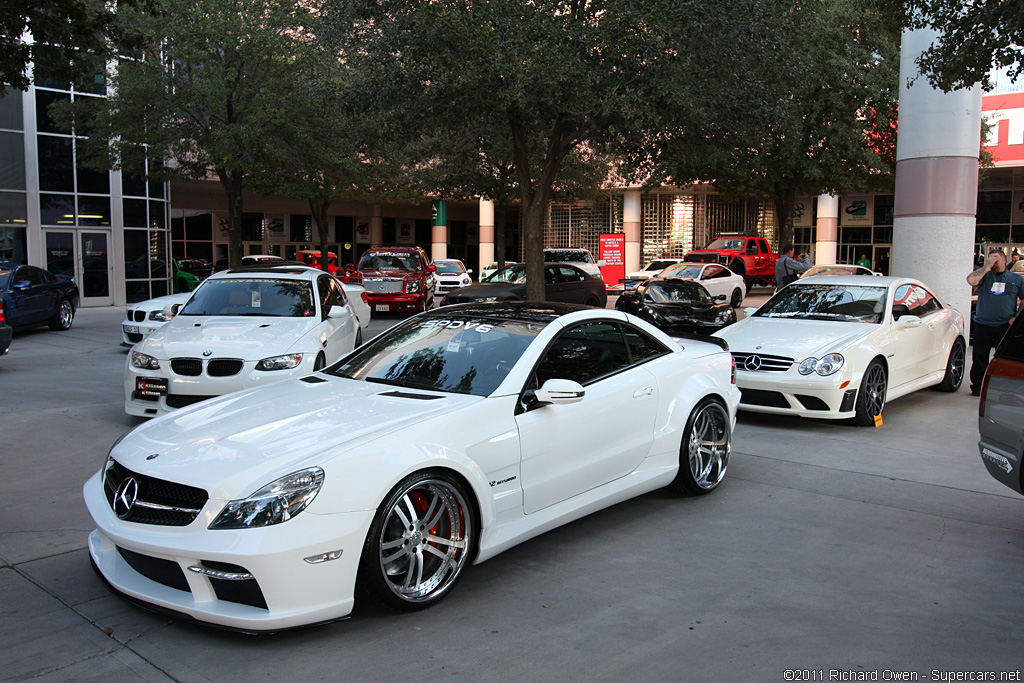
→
(0, 263, 80, 335)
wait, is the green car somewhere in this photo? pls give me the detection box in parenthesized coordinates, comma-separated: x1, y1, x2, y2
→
(172, 259, 202, 293)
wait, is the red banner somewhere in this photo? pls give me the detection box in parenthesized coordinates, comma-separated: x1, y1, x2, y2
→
(599, 234, 625, 288)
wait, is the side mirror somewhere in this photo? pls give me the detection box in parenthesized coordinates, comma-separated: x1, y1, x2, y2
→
(897, 315, 922, 328)
(466, 269, 473, 274)
(597, 260, 607, 267)
(328, 304, 346, 319)
(345, 263, 355, 272)
(714, 294, 727, 302)
(742, 307, 758, 318)
(535, 379, 585, 405)
(426, 264, 437, 273)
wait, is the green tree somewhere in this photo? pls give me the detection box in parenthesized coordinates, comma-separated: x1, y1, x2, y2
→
(1, 0, 147, 96)
(66, 0, 318, 267)
(652, 0, 901, 252)
(896, 0, 1024, 91)
(333, 0, 746, 301)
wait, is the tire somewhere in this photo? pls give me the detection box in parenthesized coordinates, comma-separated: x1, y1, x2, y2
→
(358, 471, 474, 611)
(48, 298, 74, 331)
(669, 398, 731, 495)
(853, 360, 887, 426)
(730, 288, 743, 307)
(354, 327, 363, 348)
(313, 352, 326, 371)
(729, 259, 745, 278)
(933, 337, 966, 392)
(583, 295, 601, 308)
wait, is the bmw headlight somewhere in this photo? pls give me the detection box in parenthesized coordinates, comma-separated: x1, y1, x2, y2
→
(130, 351, 160, 370)
(406, 280, 421, 293)
(461, 276, 471, 285)
(209, 468, 324, 529)
(798, 354, 845, 376)
(256, 353, 303, 371)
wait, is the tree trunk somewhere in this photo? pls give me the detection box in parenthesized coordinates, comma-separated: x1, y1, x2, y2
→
(217, 169, 245, 268)
(772, 185, 797, 252)
(311, 198, 333, 271)
(521, 194, 547, 302)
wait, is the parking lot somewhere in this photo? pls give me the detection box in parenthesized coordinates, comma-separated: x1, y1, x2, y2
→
(2, 298, 1023, 682)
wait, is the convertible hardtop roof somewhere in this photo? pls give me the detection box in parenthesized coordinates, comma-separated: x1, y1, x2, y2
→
(430, 301, 594, 324)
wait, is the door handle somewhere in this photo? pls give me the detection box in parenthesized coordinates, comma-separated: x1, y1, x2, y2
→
(633, 386, 654, 398)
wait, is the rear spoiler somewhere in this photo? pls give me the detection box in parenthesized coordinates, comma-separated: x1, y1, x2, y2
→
(672, 333, 729, 352)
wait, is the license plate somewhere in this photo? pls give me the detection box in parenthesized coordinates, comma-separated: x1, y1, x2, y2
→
(136, 377, 168, 397)
(124, 324, 140, 334)
(375, 304, 390, 312)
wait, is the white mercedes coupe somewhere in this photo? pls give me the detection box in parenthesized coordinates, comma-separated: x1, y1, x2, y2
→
(86, 303, 739, 632)
(125, 264, 361, 417)
(713, 275, 966, 425)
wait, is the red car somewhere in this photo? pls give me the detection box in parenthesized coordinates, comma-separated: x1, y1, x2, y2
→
(351, 246, 436, 314)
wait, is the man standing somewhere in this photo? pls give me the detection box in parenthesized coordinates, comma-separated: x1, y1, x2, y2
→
(966, 248, 1024, 395)
(775, 244, 810, 289)
(857, 253, 872, 269)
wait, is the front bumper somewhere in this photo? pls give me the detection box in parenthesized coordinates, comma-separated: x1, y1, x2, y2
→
(83, 471, 375, 632)
(121, 320, 166, 346)
(734, 368, 860, 419)
(124, 354, 318, 417)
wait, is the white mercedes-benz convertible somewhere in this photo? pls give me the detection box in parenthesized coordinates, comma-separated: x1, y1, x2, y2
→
(85, 302, 739, 632)
(714, 275, 966, 425)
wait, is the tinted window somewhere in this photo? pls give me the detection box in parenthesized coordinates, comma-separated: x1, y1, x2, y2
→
(544, 249, 591, 264)
(661, 264, 704, 279)
(329, 278, 348, 305)
(15, 267, 42, 286)
(704, 238, 744, 251)
(757, 284, 886, 323)
(893, 284, 941, 319)
(643, 281, 710, 304)
(997, 318, 1024, 362)
(330, 313, 545, 396)
(622, 324, 669, 363)
(556, 266, 584, 282)
(317, 276, 335, 318)
(358, 251, 421, 271)
(181, 278, 315, 317)
(536, 321, 631, 386)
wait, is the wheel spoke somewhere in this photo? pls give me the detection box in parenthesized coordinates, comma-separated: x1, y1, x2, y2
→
(423, 496, 447, 531)
(422, 544, 450, 561)
(398, 495, 419, 527)
(425, 534, 466, 549)
(381, 546, 407, 564)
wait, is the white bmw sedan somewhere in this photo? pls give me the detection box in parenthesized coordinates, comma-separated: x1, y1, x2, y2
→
(87, 302, 738, 632)
(121, 292, 191, 346)
(125, 264, 360, 417)
(713, 275, 966, 425)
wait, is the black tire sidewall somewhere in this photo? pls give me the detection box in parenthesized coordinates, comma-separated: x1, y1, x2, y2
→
(670, 397, 729, 496)
(854, 360, 887, 426)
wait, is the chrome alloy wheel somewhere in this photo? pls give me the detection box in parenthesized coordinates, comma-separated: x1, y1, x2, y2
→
(949, 340, 966, 387)
(687, 401, 730, 490)
(863, 362, 887, 416)
(377, 479, 471, 603)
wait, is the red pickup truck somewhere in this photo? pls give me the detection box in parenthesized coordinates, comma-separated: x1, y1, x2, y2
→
(684, 234, 778, 291)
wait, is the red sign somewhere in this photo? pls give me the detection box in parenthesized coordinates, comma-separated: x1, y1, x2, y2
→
(599, 234, 625, 287)
(983, 91, 1024, 166)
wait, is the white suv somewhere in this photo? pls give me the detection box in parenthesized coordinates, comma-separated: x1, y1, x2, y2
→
(125, 264, 360, 417)
(543, 248, 604, 281)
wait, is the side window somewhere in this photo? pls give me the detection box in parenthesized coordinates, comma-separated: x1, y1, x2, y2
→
(535, 321, 632, 386)
(745, 240, 758, 255)
(997, 318, 1024, 362)
(892, 284, 940, 319)
(758, 239, 770, 254)
(317, 276, 335, 319)
(622, 324, 670, 363)
(704, 265, 722, 279)
(558, 266, 584, 282)
(16, 267, 42, 286)
(329, 278, 347, 305)
(544, 267, 559, 284)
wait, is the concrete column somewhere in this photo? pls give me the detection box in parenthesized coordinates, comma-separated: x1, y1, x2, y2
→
(893, 27, 981, 337)
(432, 200, 447, 261)
(370, 204, 383, 246)
(478, 198, 494, 272)
(815, 194, 839, 265)
(623, 191, 641, 274)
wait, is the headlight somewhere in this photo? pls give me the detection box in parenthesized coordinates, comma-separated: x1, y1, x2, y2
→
(478, 296, 498, 302)
(256, 353, 303, 371)
(149, 310, 172, 322)
(715, 310, 734, 324)
(798, 354, 845, 376)
(406, 280, 421, 293)
(209, 468, 324, 529)
(461, 277, 471, 285)
(130, 351, 160, 370)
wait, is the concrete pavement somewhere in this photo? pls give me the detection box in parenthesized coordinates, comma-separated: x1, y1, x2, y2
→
(1, 297, 1022, 682)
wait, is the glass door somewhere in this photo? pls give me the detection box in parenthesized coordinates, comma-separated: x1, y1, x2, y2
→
(43, 230, 113, 306)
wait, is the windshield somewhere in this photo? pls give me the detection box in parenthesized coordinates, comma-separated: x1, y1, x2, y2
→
(0, 269, 10, 289)
(483, 264, 527, 283)
(435, 261, 465, 274)
(643, 281, 710, 304)
(642, 260, 678, 272)
(329, 312, 546, 396)
(179, 278, 316, 317)
(703, 238, 745, 251)
(659, 264, 704, 279)
(755, 284, 887, 323)
(544, 249, 591, 264)
(358, 252, 421, 271)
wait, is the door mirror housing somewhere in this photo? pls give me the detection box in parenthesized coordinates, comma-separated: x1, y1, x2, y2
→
(535, 379, 585, 405)
(327, 304, 346, 319)
(897, 315, 923, 328)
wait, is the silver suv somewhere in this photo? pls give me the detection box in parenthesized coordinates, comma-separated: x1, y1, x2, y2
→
(978, 315, 1024, 495)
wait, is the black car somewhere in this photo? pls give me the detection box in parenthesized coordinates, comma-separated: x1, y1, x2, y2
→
(615, 278, 736, 335)
(441, 263, 607, 308)
(0, 263, 80, 331)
